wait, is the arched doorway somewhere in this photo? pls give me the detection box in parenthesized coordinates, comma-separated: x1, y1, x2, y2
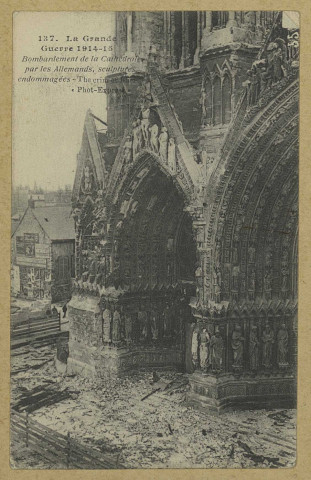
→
(103, 156, 197, 371)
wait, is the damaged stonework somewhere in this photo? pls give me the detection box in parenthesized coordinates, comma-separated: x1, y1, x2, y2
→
(69, 11, 298, 412)
(67, 295, 102, 378)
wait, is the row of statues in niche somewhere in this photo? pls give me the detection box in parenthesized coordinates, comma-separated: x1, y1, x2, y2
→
(192, 322, 289, 373)
(123, 107, 177, 173)
(192, 326, 224, 373)
(101, 302, 184, 346)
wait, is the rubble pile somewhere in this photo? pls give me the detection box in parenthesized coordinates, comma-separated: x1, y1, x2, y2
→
(11, 349, 296, 469)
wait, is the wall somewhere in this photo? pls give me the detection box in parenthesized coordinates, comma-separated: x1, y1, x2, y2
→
(12, 209, 51, 299)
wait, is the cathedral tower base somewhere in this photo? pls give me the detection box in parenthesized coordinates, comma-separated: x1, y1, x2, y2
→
(187, 372, 296, 414)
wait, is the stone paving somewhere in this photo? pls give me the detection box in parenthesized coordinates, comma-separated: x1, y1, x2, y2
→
(11, 344, 296, 469)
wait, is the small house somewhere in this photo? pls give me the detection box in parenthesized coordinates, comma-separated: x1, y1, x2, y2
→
(11, 205, 75, 303)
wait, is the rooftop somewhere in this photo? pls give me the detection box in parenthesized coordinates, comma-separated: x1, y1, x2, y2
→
(31, 205, 75, 241)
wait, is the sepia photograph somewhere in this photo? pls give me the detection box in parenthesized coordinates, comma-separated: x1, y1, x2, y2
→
(11, 10, 299, 469)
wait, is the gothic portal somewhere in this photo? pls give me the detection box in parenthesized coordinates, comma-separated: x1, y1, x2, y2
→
(69, 11, 299, 412)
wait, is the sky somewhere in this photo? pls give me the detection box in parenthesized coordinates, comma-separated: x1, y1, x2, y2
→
(12, 11, 299, 191)
(13, 12, 115, 190)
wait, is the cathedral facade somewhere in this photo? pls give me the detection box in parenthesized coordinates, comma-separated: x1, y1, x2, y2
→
(69, 11, 299, 412)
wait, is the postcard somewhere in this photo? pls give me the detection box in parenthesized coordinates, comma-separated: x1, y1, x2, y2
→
(9, 9, 300, 472)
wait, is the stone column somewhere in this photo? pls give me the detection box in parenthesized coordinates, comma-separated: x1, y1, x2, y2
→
(255, 11, 261, 26)
(227, 11, 237, 28)
(205, 11, 212, 32)
(201, 12, 213, 51)
(180, 11, 186, 68)
(194, 11, 202, 65)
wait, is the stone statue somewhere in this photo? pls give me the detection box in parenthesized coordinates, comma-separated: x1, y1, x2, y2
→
(249, 325, 259, 371)
(267, 38, 288, 84)
(124, 313, 132, 344)
(112, 309, 121, 343)
(262, 323, 274, 368)
(277, 323, 289, 367)
(83, 165, 93, 193)
(158, 127, 168, 162)
(200, 86, 207, 122)
(210, 329, 224, 372)
(191, 325, 199, 369)
(138, 310, 148, 341)
(168, 138, 176, 174)
(199, 329, 210, 372)
(132, 120, 141, 157)
(150, 309, 159, 341)
(149, 124, 159, 152)
(141, 106, 150, 146)
(163, 304, 171, 337)
(102, 307, 112, 343)
(232, 266, 240, 290)
(231, 325, 244, 369)
(249, 269, 256, 292)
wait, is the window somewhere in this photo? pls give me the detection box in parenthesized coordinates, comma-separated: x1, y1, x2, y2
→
(205, 78, 212, 125)
(222, 75, 232, 124)
(213, 76, 222, 126)
(16, 236, 25, 254)
(173, 12, 182, 69)
(203, 71, 232, 126)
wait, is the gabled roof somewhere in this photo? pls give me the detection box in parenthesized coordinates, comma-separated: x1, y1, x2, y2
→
(31, 205, 75, 241)
(85, 109, 105, 183)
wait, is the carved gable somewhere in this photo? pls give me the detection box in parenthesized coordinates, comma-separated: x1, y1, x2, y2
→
(105, 70, 201, 209)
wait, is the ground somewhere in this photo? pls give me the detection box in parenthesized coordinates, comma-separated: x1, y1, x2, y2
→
(11, 342, 296, 469)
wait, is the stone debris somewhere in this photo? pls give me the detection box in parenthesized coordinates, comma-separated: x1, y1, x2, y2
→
(11, 346, 296, 469)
